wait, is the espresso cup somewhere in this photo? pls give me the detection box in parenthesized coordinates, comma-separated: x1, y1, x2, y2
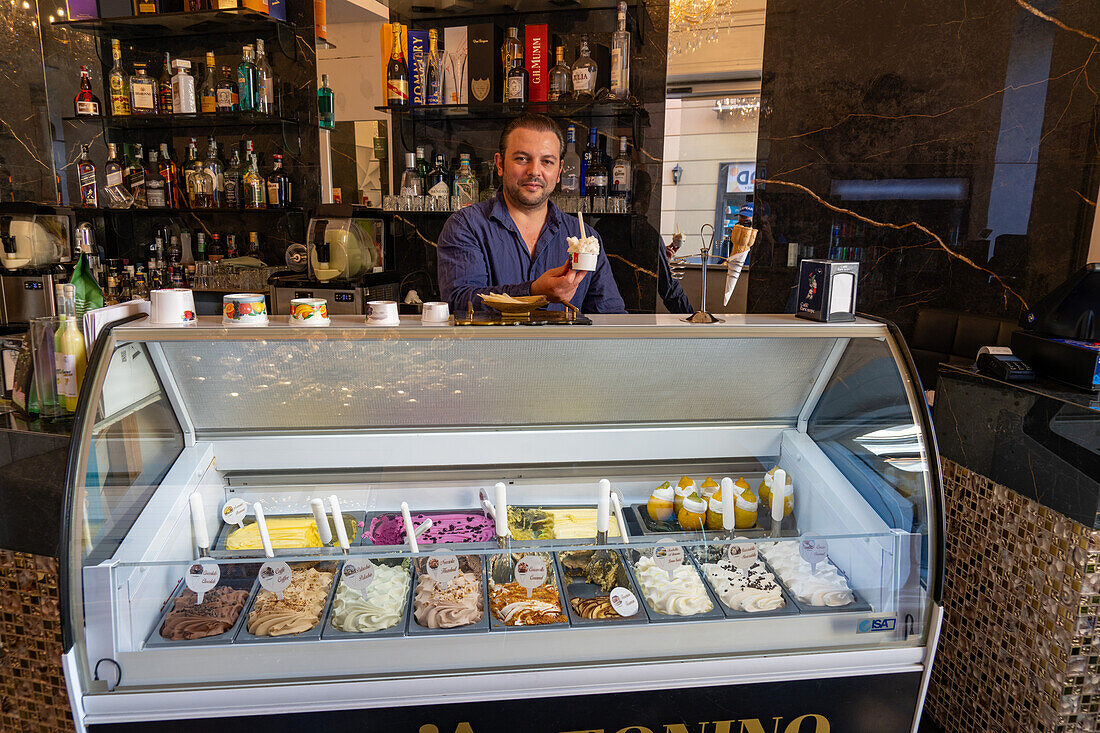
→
(421, 302, 450, 323)
(366, 300, 400, 325)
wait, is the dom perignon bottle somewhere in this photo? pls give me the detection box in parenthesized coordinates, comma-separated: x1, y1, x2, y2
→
(236, 45, 258, 112)
(611, 135, 631, 202)
(108, 40, 130, 116)
(610, 0, 630, 99)
(560, 124, 581, 195)
(571, 35, 596, 99)
(386, 24, 409, 106)
(129, 64, 158, 116)
(77, 145, 97, 207)
(266, 153, 291, 208)
(501, 27, 521, 102)
(317, 73, 335, 129)
(548, 46, 571, 102)
(242, 141, 266, 209)
(200, 52, 218, 113)
(74, 66, 101, 117)
(216, 65, 239, 112)
(506, 55, 528, 103)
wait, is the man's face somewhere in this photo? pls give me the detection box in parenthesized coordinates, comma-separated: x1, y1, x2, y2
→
(495, 127, 562, 210)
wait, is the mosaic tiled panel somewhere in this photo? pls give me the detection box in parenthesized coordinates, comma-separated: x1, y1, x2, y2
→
(926, 459, 1100, 733)
(0, 551, 73, 733)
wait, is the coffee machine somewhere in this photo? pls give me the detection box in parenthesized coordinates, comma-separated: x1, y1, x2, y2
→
(0, 205, 71, 325)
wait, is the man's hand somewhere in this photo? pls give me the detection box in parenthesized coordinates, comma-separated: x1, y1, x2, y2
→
(531, 259, 588, 304)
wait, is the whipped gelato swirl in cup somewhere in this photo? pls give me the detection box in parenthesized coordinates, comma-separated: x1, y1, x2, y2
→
(567, 235, 600, 271)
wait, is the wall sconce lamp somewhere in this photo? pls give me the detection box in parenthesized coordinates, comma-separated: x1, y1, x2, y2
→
(672, 164, 683, 184)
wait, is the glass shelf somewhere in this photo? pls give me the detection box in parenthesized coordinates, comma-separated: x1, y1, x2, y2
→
(75, 206, 303, 215)
(62, 112, 301, 129)
(375, 100, 644, 122)
(51, 8, 288, 39)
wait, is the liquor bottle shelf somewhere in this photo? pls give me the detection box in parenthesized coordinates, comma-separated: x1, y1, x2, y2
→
(63, 112, 302, 130)
(375, 100, 645, 122)
(75, 206, 304, 215)
(51, 8, 289, 40)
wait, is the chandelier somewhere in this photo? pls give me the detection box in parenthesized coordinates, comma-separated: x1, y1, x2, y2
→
(668, 0, 734, 56)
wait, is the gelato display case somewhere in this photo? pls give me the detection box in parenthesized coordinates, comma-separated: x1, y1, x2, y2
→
(61, 315, 943, 732)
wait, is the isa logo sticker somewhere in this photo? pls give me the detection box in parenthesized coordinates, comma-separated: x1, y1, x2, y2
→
(858, 617, 896, 633)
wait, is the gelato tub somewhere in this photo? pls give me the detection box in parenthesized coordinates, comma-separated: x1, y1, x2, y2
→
(566, 234, 600, 271)
(235, 562, 338, 643)
(407, 554, 489, 635)
(556, 550, 647, 627)
(507, 506, 622, 543)
(144, 576, 256, 648)
(322, 558, 411, 639)
(758, 541, 870, 614)
(213, 512, 363, 557)
(363, 509, 495, 547)
(687, 544, 797, 619)
(625, 547, 724, 623)
(487, 553, 570, 631)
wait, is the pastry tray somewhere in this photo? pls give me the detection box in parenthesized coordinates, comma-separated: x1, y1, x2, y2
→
(506, 505, 627, 548)
(623, 547, 725, 623)
(360, 509, 496, 550)
(143, 576, 257, 649)
(233, 561, 340, 644)
(405, 555, 490, 635)
(487, 553, 571, 632)
(555, 551, 648, 627)
(212, 513, 365, 558)
(627, 504, 797, 539)
(685, 546, 799, 620)
(321, 559, 412, 640)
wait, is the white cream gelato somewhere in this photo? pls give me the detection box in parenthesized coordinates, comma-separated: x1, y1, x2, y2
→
(760, 542, 855, 607)
(633, 555, 713, 616)
(566, 235, 600, 255)
(702, 559, 785, 613)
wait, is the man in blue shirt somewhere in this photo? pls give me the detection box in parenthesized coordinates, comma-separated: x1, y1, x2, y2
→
(437, 114, 627, 314)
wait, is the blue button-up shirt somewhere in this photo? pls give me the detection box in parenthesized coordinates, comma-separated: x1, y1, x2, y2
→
(437, 192, 627, 314)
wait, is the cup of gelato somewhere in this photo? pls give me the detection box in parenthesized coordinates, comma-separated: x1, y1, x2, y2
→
(567, 234, 600, 271)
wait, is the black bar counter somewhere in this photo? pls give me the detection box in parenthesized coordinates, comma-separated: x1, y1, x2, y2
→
(0, 408, 71, 558)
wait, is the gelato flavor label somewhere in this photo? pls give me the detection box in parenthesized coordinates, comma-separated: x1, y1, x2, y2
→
(514, 555, 547, 598)
(185, 559, 220, 604)
(341, 559, 376, 595)
(426, 550, 460, 586)
(653, 539, 684, 580)
(221, 498, 247, 528)
(799, 535, 829, 572)
(608, 586, 639, 617)
(259, 561, 292, 601)
(727, 543, 758, 570)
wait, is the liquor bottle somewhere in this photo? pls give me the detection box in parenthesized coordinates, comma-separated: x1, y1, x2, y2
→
(610, 0, 630, 99)
(561, 124, 581, 195)
(125, 144, 147, 207)
(57, 285, 86, 413)
(200, 52, 217, 113)
(580, 126, 597, 196)
(208, 233, 224, 262)
(216, 65, 240, 112)
(611, 135, 631, 202)
(254, 39, 275, 114)
(204, 137, 224, 206)
(103, 267, 119, 305)
(133, 0, 156, 14)
(317, 73, 335, 129)
(400, 152, 422, 197)
(426, 29, 443, 105)
(501, 27, 521, 102)
(108, 40, 130, 116)
(584, 144, 608, 205)
(506, 56, 528, 103)
(452, 153, 478, 208)
(236, 45, 258, 112)
(103, 143, 133, 209)
(571, 35, 596, 99)
(225, 234, 237, 258)
(171, 60, 197, 115)
(76, 145, 97, 207)
(129, 64, 158, 115)
(192, 162, 215, 209)
(183, 138, 200, 206)
(167, 235, 181, 267)
(266, 154, 291, 208)
(74, 66, 101, 117)
(148, 232, 163, 272)
(158, 143, 180, 208)
(385, 24, 409, 106)
(195, 231, 206, 261)
(415, 146, 430, 183)
(427, 154, 449, 204)
(133, 267, 148, 298)
(145, 151, 167, 208)
(224, 148, 242, 208)
(247, 232, 262, 259)
(242, 142, 265, 209)
(548, 46, 571, 102)
(158, 52, 173, 114)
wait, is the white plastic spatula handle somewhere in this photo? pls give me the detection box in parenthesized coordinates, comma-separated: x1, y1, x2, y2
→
(610, 491, 629, 544)
(771, 469, 786, 523)
(400, 501, 419, 553)
(189, 492, 209, 554)
(310, 498, 333, 545)
(329, 495, 350, 551)
(596, 479, 611, 534)
(478, 488, 497, 521)
(414, 518, 433, 538)
(721, 477, 736, 532)
(493, 482, 509, 538)
(253, 502, 274, 558)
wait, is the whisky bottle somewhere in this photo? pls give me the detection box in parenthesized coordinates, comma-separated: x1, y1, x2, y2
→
(548, 46, 571, 102)
(571, 35, 596, 99)
(254, 39, 275, 114)
(124, 144, 147, 207)
(76, 145, 97, 207)
(506, 55, 528, 103)
(200, 52, 217, 113)
(501, 27, 521, 102)
(74, 66, 101, 117)
(236, 45, 257, 112)
(216, 65, 239, 112)
(157, 143, 180, 208)
(158, 52, 173, 114)
(426, 29, 443, 105)
(223, 148, 242, 208)
(610, 0, 630, 99)
(183, 137, 200, 206)
(145, 151, 167, 208)
(129, 64, 158, 115)
(108, 40, 130, 116)
(242, 142, 265, 209)
(265, 154, 291, 208)
(385, 24, 409, 106)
